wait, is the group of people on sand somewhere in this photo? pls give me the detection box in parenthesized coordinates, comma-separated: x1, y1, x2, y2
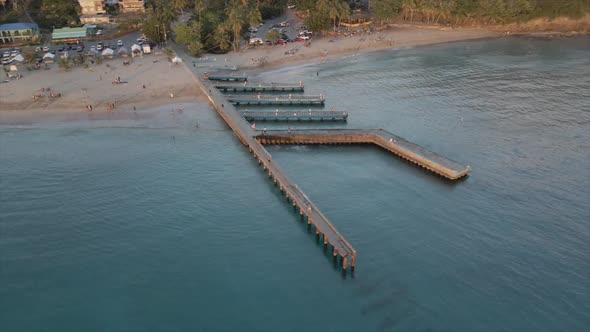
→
(32, 87, 62, 101)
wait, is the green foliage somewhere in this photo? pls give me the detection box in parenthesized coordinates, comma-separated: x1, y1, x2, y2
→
(369, 0, 589, 25)
(265, 29, 280, 44)
(39, 0, 80, 29)
(303, 0, 350, 33)
(187, 40, 204, 55)
(174, 21, 203, 55)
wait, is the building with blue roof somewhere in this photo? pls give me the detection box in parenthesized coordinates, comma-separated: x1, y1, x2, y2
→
(0, 22, 40, 44)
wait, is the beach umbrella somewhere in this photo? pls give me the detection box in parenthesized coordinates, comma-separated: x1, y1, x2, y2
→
(13, 54, 24, 62)
(172, 56, 182, 63)
(102, 48, 114, 56)
(131, 44, 141, 52)
(43, 52, 55, 59)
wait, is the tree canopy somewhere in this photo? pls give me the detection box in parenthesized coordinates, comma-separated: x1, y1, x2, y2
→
(369, 0, 590, 25)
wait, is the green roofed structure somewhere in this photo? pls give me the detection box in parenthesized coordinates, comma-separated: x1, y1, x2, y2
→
(52, 27, 89, 43)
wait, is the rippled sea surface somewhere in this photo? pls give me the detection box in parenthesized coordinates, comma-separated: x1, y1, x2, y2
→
(1, 37, 589, 331)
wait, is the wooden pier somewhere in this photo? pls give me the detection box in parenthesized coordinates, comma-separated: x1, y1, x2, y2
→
(227, 94, 326, 106)
(176, 46, 471, 274)
(242, 110, 348, 122)
(205, 73, 248, 81)
(215, 82, 304, 93)
(257, 129, 471, 180)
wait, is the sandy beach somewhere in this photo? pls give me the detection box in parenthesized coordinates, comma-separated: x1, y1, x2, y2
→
(1, 26, 499, 123)
(220, 26, 500, 70)
(0, 53, 201, 114)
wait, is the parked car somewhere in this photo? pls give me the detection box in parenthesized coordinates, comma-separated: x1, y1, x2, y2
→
(10, 50, 18, 57)
(258, 21, 265, 27)
(1, 57, 11, 64)
(96, 29, 103, 35)
(77, 46, 84, 52)
(294, 37, 304, 42)
(57, 45, 65, 52)
(248, 26, 259, 33)
(280, 21, 290, 27)
(35, 46, 42, 52)
(277, 39, 287, 45)
(249, 38, 264, 46)
(96, 44, 103, 51)
(42, 46, 50, 52)
(90, 45, 96, 51)
(288, 4, 296, 9)
(299, 35, 311, 40)
(2, 51, 9, 58)
(117, 40, 123, 47)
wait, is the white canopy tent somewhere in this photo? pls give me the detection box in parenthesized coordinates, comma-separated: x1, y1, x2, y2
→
(102, 48, 114, 56)
(12, 54, 24, 62)
(171, 56, 182, 63)
(43, 52, 55, 59)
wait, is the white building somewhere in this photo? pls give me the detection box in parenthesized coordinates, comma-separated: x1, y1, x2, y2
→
(78, 0, 106, 15)
(119, 0, 144, 12)
(78, 0, 110, 24)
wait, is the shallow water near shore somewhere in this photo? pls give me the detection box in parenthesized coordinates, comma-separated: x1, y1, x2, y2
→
(1, 37, 589, 331)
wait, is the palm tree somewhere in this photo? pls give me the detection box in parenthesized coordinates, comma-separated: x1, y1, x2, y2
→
(247, 7, 262, 27)
(336, 0, 350, 30)
(195, 0, 206, 21)
(172, 0, 191, 15)
(328, 3, 339, 31)
(225, 0, 245, 51)
(213, 23, 232, 51)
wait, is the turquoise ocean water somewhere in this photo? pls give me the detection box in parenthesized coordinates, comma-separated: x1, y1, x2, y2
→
(1, 37, 589, 331)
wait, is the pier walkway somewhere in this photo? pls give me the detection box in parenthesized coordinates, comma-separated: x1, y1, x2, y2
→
(242, 110, 348, 122)
(215, 82, 304, 93)
(257, 129, 471, 180)
(182, 62, 357, 271)
(227, 94, 326, 106)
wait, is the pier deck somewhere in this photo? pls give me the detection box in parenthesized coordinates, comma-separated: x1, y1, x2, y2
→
(215, 82, 304, 93)
(242, 110, 348, 122)
(227, 94, 326, 106)
(257, 129, 470, 180)
(206, 73, 248, 81)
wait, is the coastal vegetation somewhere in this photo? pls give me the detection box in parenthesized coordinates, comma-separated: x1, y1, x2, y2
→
(295, 0, 590, 26)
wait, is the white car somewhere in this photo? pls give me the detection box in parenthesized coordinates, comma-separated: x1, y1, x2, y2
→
(2, 51, 9, 58)
(42, 46, 50, 52)
(2, 57, 11, 64)
(299, 35, 311, 40)
(249, 38, 263, 46)
(96, 44, 103, 51)
(117, 40, 123, 47)
(280, 21, 290, 27)
(96, 29, 103, 36)
(248, 26, 258, 33)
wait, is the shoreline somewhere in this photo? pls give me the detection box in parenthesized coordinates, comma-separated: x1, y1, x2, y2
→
(2, 25, 585, 123)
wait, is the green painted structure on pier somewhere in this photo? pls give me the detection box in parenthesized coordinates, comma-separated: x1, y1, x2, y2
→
(216, 82, 304, 93)
(227, 94, 325, 106)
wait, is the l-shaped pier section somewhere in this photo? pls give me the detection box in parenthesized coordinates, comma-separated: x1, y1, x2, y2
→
(257, 129, 471, 180)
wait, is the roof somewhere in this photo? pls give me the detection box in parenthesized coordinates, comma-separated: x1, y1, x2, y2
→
(0, 22, 39, 31)
(52, 27, 88, 39)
